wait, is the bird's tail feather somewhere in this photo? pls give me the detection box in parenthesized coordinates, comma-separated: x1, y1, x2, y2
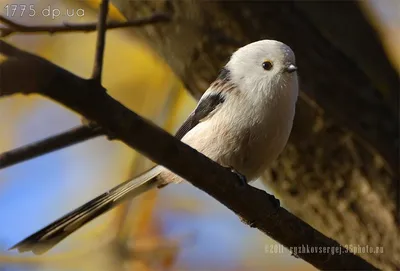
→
(10, 166, 163, 255)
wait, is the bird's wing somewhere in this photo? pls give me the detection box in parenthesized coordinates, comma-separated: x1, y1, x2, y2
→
(175, 67, 233, 140)
(175, 90, 225, 139)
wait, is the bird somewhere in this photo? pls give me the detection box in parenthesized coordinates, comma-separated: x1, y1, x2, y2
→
(10, 39, 299, 255)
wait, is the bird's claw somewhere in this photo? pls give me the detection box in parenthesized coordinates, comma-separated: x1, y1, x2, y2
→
(228, 166, 247, 187)
(240, 217, 257, 228)
(269, 194, 281, 209)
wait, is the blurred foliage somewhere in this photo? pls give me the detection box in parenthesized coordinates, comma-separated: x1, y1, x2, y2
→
(0, 0, 397, 270)
(361, 0, 400, 72)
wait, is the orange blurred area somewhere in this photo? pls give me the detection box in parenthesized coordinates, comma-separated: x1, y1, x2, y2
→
(0, 0, 397, 270)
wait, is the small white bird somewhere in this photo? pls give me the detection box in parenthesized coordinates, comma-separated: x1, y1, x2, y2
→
(10, 39, 299, 254)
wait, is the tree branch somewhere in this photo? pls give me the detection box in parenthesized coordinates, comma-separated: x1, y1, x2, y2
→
(91, 0, 110, 83)
(0, 13, 171, 37)
(0, 125, 104, 170)
(0, 40, 377, 270)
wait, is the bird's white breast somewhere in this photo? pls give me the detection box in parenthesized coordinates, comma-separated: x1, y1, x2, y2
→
(182, 86, 296, 182)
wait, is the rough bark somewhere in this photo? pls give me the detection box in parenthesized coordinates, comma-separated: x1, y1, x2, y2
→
(111, 0, 400, 269)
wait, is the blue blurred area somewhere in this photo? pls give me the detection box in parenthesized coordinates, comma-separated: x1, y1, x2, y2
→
(159, 183, 249, 270)
(0, 100, 119, 247)
(0, 102, 74, 247)
(0, 100, 125, 271)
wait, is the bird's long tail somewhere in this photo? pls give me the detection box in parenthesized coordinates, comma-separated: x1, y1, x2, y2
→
(9, 166, 163, 255)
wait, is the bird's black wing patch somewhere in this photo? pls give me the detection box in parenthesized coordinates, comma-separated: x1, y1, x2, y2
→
(217, 66, 230, 82)
(175, 91, 225, 140)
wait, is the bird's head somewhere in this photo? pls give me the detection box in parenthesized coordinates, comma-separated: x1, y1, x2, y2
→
(226, 39, 298, 101)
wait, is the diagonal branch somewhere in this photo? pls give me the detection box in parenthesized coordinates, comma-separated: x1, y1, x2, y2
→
(0, 40, 378, 270)
(92, 0, 110, 83)
(0, 125, 104, 170)
(0, 13, 171, 38)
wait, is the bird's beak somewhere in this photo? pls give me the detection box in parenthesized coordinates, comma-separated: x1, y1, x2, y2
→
(285, 64, 298, 73)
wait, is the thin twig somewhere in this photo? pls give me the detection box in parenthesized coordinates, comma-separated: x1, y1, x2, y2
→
(0, 13, 171, 37)
(0, 40, 378, 270)
(0, 16, 21, 29)
(0, 125, 104, 170)
(92, 0, 109, 83)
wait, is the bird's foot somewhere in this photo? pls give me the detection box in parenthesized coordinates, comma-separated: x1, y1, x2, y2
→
(228, 166, 247, 187)
(240, 217, 257, 228)
(268, 194, 281, 209)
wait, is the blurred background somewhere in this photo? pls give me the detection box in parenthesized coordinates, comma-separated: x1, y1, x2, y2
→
(0, 0, 398, 270)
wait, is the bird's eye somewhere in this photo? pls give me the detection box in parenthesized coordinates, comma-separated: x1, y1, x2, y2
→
(262, 61, 273, 71)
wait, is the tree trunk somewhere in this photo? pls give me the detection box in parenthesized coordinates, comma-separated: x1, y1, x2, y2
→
(111, 0, 399, 269)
